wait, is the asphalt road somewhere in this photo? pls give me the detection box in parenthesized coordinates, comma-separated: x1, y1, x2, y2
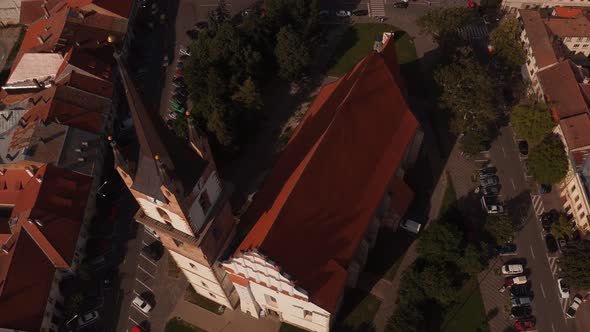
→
(488, 126, 576, 332)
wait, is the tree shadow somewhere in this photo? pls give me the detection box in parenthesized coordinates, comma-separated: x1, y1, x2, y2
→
(487, 307, 499, 320)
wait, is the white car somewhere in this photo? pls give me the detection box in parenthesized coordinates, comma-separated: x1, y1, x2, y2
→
(566, 295, 582, 318)
(335, 10, 351, 17)
(132, 296, 153, 313)
(77, 310, 99, 327)
(501, 264, 524, 275)
(400, 219, 421, 234)
(168, 111, 178, 120)
(558, 278, 570, 299)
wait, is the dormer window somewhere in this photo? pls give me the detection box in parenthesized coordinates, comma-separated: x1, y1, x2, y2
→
(156, 207, 170, 221)
(199, 190, 211, 214)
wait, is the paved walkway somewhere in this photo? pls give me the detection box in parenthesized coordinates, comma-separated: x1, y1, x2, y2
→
(171, 296, 281, 332)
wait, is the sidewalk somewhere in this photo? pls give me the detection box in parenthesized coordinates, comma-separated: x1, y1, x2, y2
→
(171, 296, 281, 332)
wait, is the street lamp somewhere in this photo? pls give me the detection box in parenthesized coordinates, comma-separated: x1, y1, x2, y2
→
(65, 314, 78, 331)
(97, 180, 108, 198)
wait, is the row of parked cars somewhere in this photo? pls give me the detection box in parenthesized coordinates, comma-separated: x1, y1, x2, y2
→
(500, 263, 536, 330)
(477, 165, 505, 214)
(166, 47, 191, 125)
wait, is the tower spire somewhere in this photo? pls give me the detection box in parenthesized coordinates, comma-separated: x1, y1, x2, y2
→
(108, 135, 132, 176)
(114, 53, 184, 196)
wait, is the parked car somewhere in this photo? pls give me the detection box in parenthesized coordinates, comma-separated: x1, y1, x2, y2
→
(335, 10, 351, 17)
(77, 310, 100, 327)
(399, 219, 421, 234)
(496, 244, 517, 256)
(481, 196, 504, 214)
(558, 238, 567, 249)
(132, 296, 153, 313)
(172, 95, 186, 104)
(514, 319, 536, 331)
(511, 284, 531, 297)
(502, 264, 524, 275)
(479, 166, 496, 177)
(545, 234, 558, 253)
(179, 47, 191, 56)
(558, 278, 570, 299)
(482, 185, 500, 196)
(352, 9, 368, 16)
(162, 55, 169, 67)
(510, 306, 532, 319)
(518, 140, 529, 156)
(480, 175, 499, 187)
(318, 10, 329, 18)
(540, 184, 552, 194)
(175, 88, 188, 97)
(511, 296, 532, 307)
(168, 111, 177, 120)
(566, 295, 583, 318)
(141, 241, 164, 261)
(194, 21, 208, 30)
(505, 276, 528, 287)
(540, 211, 556, 232)
(393, 1, 409, 8)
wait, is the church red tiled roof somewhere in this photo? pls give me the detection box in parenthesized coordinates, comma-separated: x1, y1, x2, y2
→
(237, 38, 419, 312)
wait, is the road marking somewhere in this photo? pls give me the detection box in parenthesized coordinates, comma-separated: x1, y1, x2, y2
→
(139, 253, 157, 266)
(142, 241, 149, 246)
(552, 323, 556, 332)
(138, 265, 156, 278)
(129, 316, 140, 325)
(510, 178, 516, 190)
(501, 144, 507, 157)
(135, 278, 153, 291)
(540, 282, 546, 298)
(131, 305, 149, 317)
(530, 245, 536, 259)
(133, 290, 139, 295)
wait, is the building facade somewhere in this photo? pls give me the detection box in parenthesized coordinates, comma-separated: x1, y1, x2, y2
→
(112, 54, 239, 309)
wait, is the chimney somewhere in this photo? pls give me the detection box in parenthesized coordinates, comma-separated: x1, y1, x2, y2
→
(25, 167, 35, 177)
(74, 148, 83, 153)
(1, 244, 9, 254)
(77, 157, 86, 162)
(27, 217, 34, 224)
(0, 169, 5, 176)
(81, 141, 89, 147)
(41, 3, 50, 19)
(35, 175, 43, 183)
(32, 79, 42, 89)
(34, 219, 44, 227)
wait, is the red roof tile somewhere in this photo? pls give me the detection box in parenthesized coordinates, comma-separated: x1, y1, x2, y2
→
(57, 71, 113, 97)
(519, 10, 559, 69)
(545, 15, 590, 38)
(237, 40, 418, 312)
(67, 0, 133, 18)
(553, 7, 584, 18)
(538, 61, 589, 120)
(0, 169, 32, 205)
(19, 0, 62, 25)
(560, 113, 590, 150)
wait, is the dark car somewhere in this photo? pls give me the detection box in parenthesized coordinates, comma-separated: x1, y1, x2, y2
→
(393, 1, 409, 8)
(482, 185, 500, 196)
(480, 175, 499, 187)
(511, 284, 531, 297)
(519, 140, 529, 156)
(352, 9, 368, 16)
(540, 184, 552, 194)
(545, 234, 558, 253)
(141, 241, 164, 261)
(496, 244, 517, 256)
(479, 166, 496, 177)
(175, 88, 188, 97)
(510, 306, 532, 319)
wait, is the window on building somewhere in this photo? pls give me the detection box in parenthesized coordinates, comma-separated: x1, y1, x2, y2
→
(575, 195, 580, 202)
(581, 212, 586, 219)
(304, 310, 313, 320)
(173, 239, 183, 247)
(199, 190, 211, 213)
(574, 44, 581, 48)
(209, 292, 216, 298)
(201, 281, 208, 288)
(578, 37, 583, 41)
(526, 58, 531, 65)
(530, 69, 534, 76)
(571, 185, 577, 192)
(156, 207, 170, 220)
(265, 294, 278, 306)
(584, 44, 589, 48)
(577, 203, 583, 211)
(189, 263, 196, 269)
(565, 204, 572, 212)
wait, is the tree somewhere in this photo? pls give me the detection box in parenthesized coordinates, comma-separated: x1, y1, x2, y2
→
(529, 133, 568, 185)
(485, 214, 514, 246)
(417, 8, 473, 44)
(387, 303, 424, 332)
(510, 102, 555, 144)
(207, 0, 230, 31)
(434, 48, 497, 135)
(417, 223, 462, 263)
(490, 18, 526, 70)
(561, 240, 590, 289)
(461, 128, 490, 155)
(459, 244, 485, 275)
(551, 215, 574, 239)
(233, 77, 263, 111)
(415, 263, 457, 305)
(275, 25, 310, 81)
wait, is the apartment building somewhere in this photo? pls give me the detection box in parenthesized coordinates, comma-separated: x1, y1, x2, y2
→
(111, 54, 239, 309)
(222, 34, 422, 332)
(504, 0, 590, 10)
(544, 14, 590, 58)
(0, 0, 21, 25)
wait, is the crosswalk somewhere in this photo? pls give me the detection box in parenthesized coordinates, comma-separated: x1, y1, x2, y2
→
(458, 23, 489, 41)
(369, 0, 385, 17)
(531, 194, 545, 216)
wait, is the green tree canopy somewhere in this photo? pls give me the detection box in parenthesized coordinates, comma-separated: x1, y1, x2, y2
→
(561, 240, 590, 289)
(434, 48, 497, 135)
(461, 128, 490, 155)
(485, 214, 514, 246)
(490, 18, 526, 70)
(551, 215, 574, 239)
(233, 77, 263, 112)
(387, 302, 424, 332)
(415, 263, 457, 305)
(417, 223, 462, 262)
(529, 133, 569, 184)
(510, 102, 555, 144)
(459, 244, 486, 275)
(275, 25, 310, 81)
(417, 8, 473, 44)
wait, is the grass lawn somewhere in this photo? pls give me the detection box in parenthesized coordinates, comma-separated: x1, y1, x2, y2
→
(440, 175, 457, 217)
(328, 23, 417, 77)
(184, 285, 225, 315)
(441, 277, 489, 332)
(165, 317, 206, 332)
(279, 322, 308, 332)
(338, 289, 381, 330)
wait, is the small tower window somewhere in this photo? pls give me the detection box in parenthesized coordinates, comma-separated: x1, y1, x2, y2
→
(199, 191, 211, 213)
(156, 207, 170, 221)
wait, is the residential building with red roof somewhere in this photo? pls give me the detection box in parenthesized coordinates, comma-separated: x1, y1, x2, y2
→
(0, 163, 93, 331)
(544, 14, 590, 58)
(553, 7, 585, 18)
(221, 34, 422, 332)
(20, 0, 132, 25)
(504, 1, 590, 12)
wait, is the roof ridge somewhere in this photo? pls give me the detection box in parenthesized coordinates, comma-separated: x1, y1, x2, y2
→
(22, 216, 69, 269)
